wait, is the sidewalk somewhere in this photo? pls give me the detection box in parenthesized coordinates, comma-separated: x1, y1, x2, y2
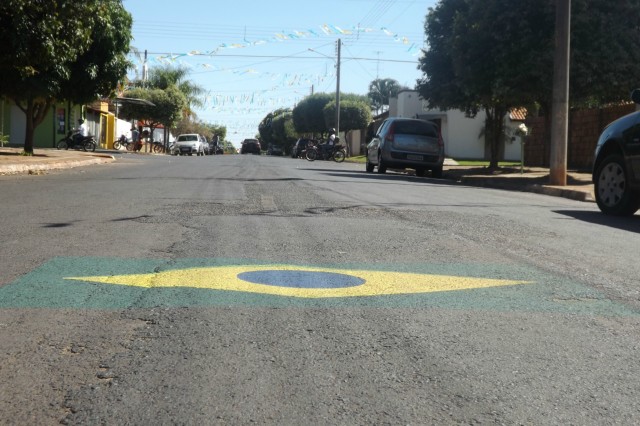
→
(0, 147, 116, 175)
(443, 163, 594, 202)
(0, 147, 595, 203)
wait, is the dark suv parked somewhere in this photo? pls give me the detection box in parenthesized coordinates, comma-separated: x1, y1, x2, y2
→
(366, 118, 444, 177)
(240, 138, 261, 154)
(592, 89, 640, 216)
(291, 138, 316, 158)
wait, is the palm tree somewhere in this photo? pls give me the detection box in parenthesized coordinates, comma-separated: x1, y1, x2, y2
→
(367, 78, 404, 114)
(147, 65, 205, 120)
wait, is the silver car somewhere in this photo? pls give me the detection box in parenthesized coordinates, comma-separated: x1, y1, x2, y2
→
(173, 133, 205, 156)
(366, 118, 444, 178)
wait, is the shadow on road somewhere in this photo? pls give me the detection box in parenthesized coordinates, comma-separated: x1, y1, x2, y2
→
(554, 210, 640, 234)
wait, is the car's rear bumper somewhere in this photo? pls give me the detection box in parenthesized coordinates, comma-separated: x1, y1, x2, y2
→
(382, 151, 444, 169)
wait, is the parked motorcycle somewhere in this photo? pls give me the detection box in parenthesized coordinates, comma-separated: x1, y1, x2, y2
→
(305, 138, 345, 162)
(56, 130, 96, 152)
(113, 134, 130, 150)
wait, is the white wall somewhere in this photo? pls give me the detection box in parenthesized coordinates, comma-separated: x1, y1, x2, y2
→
(10, 105, 25, 145)
(116, 118, 134, 140)
(395, 90, 486, 159)
(418, 109, 486, 159)
(393, 90, 522, 161)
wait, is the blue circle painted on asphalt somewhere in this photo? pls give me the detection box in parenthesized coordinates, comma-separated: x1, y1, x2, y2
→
(237, 270, 365, 289)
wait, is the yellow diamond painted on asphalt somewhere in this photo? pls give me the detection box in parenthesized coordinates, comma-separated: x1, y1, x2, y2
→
(66, 265, 532, 298)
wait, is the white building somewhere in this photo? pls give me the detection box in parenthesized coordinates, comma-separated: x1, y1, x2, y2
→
(389, 90, 523, 161)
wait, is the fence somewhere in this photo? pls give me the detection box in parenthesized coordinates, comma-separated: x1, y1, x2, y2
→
(524, 104, 636, 170)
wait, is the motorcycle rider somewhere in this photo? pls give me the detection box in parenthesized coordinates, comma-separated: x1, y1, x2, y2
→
(73, 119, 88, 147)
(321, 128, 336, 159)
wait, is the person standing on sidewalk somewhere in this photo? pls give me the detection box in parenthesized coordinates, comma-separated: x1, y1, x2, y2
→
(131, 127, 140, 151)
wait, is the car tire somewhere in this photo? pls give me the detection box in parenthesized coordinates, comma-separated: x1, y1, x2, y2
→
(432, 166, 443, 179)
(377, 153, 387, 174)
(594, 154, 640, 216)
(366, 159, 374, 173)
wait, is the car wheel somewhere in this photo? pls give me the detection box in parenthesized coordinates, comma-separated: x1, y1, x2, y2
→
(377, 153, 387, 174)
(594, 154, 640, 216)
(366, 159, 374, 173)
(431, 166, 443, 179)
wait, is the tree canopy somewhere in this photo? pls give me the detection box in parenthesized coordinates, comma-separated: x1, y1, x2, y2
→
(146, 65, 205, 119)
(119, 86, 186, 138)
(259, 108, 296, 149)
(0, 0, 132, 153)
(323, 99, 372, 134)
(367, 78, 405, 113)
(292, 93, 334, 135)
(417, 0, 640, 167)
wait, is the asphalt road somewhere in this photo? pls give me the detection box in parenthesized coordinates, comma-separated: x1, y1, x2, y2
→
(1, 153, 639, 425)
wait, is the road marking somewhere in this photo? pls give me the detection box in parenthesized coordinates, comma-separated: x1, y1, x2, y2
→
(67, 264, 531, 298)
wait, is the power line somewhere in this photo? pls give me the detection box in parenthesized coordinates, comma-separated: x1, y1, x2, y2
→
(136, 51, 417, 64)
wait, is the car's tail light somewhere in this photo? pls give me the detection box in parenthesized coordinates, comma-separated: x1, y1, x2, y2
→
(385, 123, 395, 142)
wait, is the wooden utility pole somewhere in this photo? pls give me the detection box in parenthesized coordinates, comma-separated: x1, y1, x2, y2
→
(549, 0, 571, 185)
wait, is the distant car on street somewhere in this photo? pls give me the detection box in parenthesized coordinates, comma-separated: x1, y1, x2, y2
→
(592, 88, 640, 216)
(267, 144, 283, 156)
(173, 134, 205, 156)
(240, 138, 261, 154)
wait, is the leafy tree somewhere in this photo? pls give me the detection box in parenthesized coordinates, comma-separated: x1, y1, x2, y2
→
(323, 99, 372, 155)
(0, 0, 132, 154)
(417, 0, 640, 168)
(568, 0, 640, 107)
(259, 108, 293, 147)
(146, 66, 205, 119)
(133, 65, 206, 143)
(119, 86, 186, 141)
(271, 112, 298, 152)
(292, 93, 334, 135)
(418, 0, 548, 167)
(367, 78, 405, 113)
(174, 120, 226, 141)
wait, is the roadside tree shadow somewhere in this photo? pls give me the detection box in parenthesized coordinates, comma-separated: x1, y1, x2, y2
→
(554, 210, 640, 234)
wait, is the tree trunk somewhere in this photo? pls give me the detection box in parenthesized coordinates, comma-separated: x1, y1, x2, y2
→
(485, 105, 507, 169)
(16, 97, 52, 155)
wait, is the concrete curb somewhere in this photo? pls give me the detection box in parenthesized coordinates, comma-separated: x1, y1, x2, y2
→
(528, 184, 594, 202)
(0, 154, 115, 175)
(456, 176, 594, 203)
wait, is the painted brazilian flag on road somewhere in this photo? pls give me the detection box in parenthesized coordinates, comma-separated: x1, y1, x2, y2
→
(0, 257, 636, 315)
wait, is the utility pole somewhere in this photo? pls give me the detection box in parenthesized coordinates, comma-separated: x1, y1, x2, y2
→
(335, 39, 341, 139)
(549, 0, 571, 186)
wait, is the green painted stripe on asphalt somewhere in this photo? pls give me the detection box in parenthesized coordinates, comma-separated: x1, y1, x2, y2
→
(0, 257, 637, 316)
